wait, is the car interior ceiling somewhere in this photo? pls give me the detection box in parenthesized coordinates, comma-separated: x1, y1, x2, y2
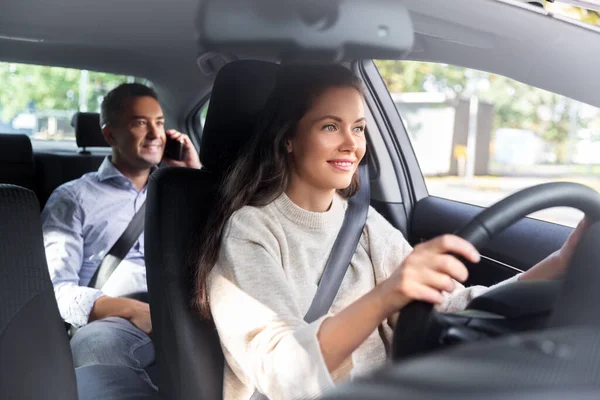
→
(1, 0, 599, 122)
(3, 0, 600, 399)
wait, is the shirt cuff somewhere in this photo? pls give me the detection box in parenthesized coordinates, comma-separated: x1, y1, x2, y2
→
(57, 285, 105, 328)
(255, 314, 335, 400)
(290, 314, 335, 398)
(471, 273, 522, 298)
(440, 273, 522, 313)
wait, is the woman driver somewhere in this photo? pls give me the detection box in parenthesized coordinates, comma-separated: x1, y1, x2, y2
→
(190, 64, 586, 400)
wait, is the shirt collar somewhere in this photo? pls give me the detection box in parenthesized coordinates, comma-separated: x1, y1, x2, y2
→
(97, 156, 124, 182)
(97, 156, 159, 185)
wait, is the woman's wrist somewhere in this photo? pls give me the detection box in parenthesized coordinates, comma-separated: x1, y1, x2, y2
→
(317, 283, 400, 372)
(371, 280, 407, 320)
(519, 251, 562, 281)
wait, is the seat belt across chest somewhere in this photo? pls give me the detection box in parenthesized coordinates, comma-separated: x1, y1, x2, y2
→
(87, 201, 147, 290)
(250, 160, 371, 400)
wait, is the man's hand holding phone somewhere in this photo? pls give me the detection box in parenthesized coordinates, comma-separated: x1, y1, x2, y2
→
(162, 129, 201, 169)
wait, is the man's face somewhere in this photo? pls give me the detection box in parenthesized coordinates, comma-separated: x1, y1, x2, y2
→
(103, 96, 166, 170)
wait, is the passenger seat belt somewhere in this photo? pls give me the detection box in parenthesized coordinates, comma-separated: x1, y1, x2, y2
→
(250, 159, 371, 400)
(87, 201, 147, 290)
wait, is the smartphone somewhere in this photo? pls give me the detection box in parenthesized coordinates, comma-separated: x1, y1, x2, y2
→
(164, 136, 186, 161)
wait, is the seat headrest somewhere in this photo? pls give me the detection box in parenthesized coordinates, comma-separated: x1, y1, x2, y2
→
(0, 133, 33, 165)
(72, 112, 108, 148)
(0, 134, 35, 190)
(200, 60, 279, 172)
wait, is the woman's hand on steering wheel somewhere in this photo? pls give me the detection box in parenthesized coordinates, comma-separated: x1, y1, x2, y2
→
(520, 217, 590, 282)
(378, 234, 480, 316)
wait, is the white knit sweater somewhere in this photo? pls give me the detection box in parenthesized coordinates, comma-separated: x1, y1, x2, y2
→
(208, 193, 517, 400)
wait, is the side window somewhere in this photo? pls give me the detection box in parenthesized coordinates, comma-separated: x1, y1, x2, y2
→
(198, 100, 210, 132)
(0, 62, 150, 151)
(376, 60, 600, 227)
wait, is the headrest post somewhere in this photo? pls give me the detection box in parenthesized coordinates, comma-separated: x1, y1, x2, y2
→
(79, 146, 91, 155)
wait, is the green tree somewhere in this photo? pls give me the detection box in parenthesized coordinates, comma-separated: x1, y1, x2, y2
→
(375, 60, 468, 95)
(0, 62, 136, 123)
(375, 59, 591, 163)
(547, 2, 600, 26)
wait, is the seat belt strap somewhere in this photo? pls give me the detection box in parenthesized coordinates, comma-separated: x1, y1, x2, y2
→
(303, 162, 370, 323)
(251, 160, 370, 400)
(88, 201, 147, 290)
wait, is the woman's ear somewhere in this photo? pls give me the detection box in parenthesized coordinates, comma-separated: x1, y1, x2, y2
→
(285, 140, 293, 154)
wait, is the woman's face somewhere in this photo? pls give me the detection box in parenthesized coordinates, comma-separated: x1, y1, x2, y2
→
(286, 86, 367, 193)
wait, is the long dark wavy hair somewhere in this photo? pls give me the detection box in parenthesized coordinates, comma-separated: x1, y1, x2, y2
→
(191, 63, 365, 318)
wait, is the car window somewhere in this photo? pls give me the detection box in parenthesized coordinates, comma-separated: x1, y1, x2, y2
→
(376, 60, 600, 227)
(198, 100, 210, 132)
(0, 61, 151, 152)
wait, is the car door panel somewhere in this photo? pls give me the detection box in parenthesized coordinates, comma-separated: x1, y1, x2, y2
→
(410, 196, 572, 286)
(371, 199, 409, 238)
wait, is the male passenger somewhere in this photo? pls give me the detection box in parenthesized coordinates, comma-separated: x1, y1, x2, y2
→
(42, 83, 201, 398)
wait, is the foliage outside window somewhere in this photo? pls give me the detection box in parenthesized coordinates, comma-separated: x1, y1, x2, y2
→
(0, 62, 150, 150)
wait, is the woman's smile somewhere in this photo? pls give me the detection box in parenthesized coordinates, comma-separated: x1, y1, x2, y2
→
(327, 159, 356, 172)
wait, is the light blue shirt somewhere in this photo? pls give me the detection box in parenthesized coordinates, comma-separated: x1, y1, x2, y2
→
(42, 157, 152, 327)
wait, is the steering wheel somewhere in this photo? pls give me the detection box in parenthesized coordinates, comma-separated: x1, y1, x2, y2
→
(391, 182, 600, 361)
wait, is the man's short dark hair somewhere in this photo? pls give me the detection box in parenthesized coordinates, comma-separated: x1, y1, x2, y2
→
(100, 83, 158, 127)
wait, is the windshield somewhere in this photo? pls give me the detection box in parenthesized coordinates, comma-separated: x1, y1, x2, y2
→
(507, 0, 600, 28)
(549, 0, 600, 23)
(555, 0, 600, 11)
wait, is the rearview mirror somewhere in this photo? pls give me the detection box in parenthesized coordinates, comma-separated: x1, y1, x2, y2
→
(196, 0, 414, 62)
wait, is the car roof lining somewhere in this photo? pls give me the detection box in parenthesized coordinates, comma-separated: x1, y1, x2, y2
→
(0, 0, 599, 121)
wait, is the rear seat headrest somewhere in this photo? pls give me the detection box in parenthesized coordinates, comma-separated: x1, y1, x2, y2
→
(200, 60, 279, 173)
(0, 133, 35, 189)
(72, 112, 108, 148)
(0, 134, 34, 164)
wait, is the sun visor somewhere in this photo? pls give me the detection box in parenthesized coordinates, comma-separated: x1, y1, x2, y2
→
(195, 0, 414, 62)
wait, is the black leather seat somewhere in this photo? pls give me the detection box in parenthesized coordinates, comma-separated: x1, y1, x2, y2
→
(145, 60, 279, 400)
(35, 112, 105, 207)
(0, 184, 78, 399)
(0, 133, 36, 191)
